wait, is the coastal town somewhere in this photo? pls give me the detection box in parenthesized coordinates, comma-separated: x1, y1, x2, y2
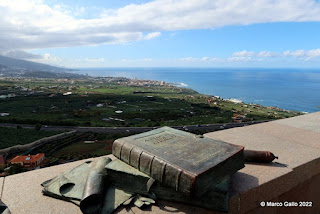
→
(0, 74, 302, 177)
(2, 1, 320, 213)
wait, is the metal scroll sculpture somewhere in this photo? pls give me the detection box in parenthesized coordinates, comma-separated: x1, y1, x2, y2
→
(41, 157, 155, 214)
(42, 149, 278, 214)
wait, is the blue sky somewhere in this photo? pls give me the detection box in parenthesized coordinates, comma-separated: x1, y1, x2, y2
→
(1, 0, 320, 68)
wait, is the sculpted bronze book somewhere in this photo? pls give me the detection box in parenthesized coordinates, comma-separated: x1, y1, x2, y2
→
(112, 127, 244, 197)
(106, 159, 231, 212)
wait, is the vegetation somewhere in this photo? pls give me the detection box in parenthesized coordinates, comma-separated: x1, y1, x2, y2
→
(0, 77, 301, 128)
(8, 163, 25, 175)
(0, 76, 303, 172)
(30, 132, 132, 164)
(0, 127, 62, 149)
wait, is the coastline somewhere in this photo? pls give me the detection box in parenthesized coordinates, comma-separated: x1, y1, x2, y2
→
(169, 80, 301, 114)
(0, 75, 302, 128)
(75, 68, 320, 113)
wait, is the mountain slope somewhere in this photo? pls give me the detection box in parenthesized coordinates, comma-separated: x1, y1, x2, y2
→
(0, 55, 68, 72)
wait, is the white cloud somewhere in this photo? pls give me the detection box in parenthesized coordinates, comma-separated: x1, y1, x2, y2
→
(232, 50, 278, 59)
(307, 49, 320, 57)
(228, 56, 254, 62)
(1, 50, 43, 59)
(179, 57, 195, 62)
(0, 49, 64, 65)
(179, 56, 220, 62)
(232, 51, 255, 57)
(283, 50, 306, 57)
(230, 49, 320, 62)
(256, 51, 278, 57)
(85, 58, 105, 62)
(107, 0, 320, 31)
(144, 32, 161, 40)
(1, 0, 320, 52)
(201, 57, 209, 61)
(44, 53, 51, 60)
(40, 53, 61, 63)
(121, 58, 154, 63)
(229, 50, 278, 61)
(283, 49, 320, 60)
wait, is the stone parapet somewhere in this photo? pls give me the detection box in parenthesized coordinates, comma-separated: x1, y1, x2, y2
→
(1, 112, 320, 213)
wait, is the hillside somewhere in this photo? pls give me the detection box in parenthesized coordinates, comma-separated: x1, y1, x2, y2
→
(0, 77, 301, 127)
(0, 55, 68, 72)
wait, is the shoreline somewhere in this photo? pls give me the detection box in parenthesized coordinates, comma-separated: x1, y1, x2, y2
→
(170, 80, 302, 113)
(0, 75, 302, 128)
(76, 68, 316, 112)
(0, 75, 304, 114)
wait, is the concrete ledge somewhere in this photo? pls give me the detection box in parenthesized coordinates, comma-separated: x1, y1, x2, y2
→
(1, 159, 88, 214)
(205, 112, 320, 213)
(1, 112, 320, 213)
(0, 177, 4, 199)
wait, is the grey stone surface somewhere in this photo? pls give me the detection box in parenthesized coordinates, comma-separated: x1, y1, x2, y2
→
(126, 200, 222, 214)
(1, 159, 94, 214)
(1, 112, 320, 213)
(240, 121, 320, 150)
(0, 177, 4, 199)
(0, 157, 222, 214)
(205, 124, 320, 171)
(274, 112, 320, 133)
(204, 112, 320, 213)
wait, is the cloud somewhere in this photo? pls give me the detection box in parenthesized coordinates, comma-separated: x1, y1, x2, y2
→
(283, 50, 306, 57)
(0, 49, 63, 65)
(144, 32, 161, 40)
(106, 0, 320, 31)
(201, 57, 209, 61)
(228, 56, 254, 62)
(1, 50, 43, 59)
(256, 51, 278, 57)
(283, 49, 320, 60)
(121, 58, 154, 63)
(179, 56, 220, 62)
(85, 58, 105, 62)
(1, 0, 320, 51)
(232, 50, 279, 58)
(229, 50, 279, 61)
(179, 57, 195, 62)
(230, 49, 320, 62)
(232, 51, 255, 57)
(143, 58, 152, 61)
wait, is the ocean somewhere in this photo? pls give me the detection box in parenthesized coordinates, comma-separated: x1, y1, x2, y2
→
(76, 68, 320, 113)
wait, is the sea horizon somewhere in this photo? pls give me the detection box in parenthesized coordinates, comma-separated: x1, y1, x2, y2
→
(73, 66, 320, 70)
(74, 67, 320, 113)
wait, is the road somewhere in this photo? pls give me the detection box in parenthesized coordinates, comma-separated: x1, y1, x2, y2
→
(0, 120, 269, 134)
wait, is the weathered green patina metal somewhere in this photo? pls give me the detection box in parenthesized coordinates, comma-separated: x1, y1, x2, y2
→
(0, 200, 11, 214)
(42, 157, 231, 213)
(41, 127, 278, 214)
(42, 157, 155, 214)
(80, 158, 110, 214)
(112, 126, 244, 197)
(106, 159, 231, 212)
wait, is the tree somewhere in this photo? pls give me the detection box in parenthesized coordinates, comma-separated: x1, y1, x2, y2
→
(8, 164, 24, 175)
(35, 124, 42, 131)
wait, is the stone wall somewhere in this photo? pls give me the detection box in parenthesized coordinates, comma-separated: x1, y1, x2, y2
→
(0, 130, 76, 159)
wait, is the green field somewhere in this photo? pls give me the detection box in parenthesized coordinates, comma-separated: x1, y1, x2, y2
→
(0, 127, 62, 150)
(0, 77, 303, 167)
(30, 132, 132, 164)
(0, 77, 301, 128)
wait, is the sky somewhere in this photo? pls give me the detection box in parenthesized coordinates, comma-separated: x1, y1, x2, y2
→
(1, 0, 320, 68)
